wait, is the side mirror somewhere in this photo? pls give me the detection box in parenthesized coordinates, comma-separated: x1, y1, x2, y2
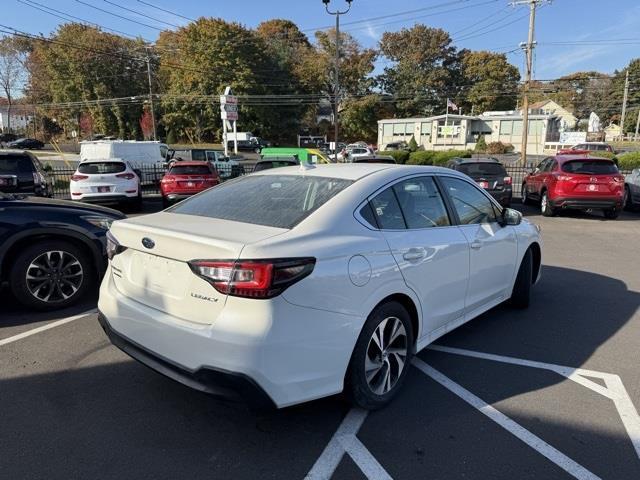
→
(500, 208, 522, 227)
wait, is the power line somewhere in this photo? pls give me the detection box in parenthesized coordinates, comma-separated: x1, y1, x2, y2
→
(135, 0, 196, 22)
(102, 0, 182, 29)
(73, 0, 163, 31)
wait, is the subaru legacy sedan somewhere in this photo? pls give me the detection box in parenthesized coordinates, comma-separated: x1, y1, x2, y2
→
(98, 164, 541, 409)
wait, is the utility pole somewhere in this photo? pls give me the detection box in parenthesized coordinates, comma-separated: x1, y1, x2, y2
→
(512, 0, 549, 167)
(634, 108, 640, 141)
(145, 46, 157, 141)
(322, 0, 353, 159)
(620, 70, 629, 142)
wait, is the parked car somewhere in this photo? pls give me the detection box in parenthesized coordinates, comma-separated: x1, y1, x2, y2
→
(253, 157, 299, 172)
(160, 161, 220, 208)
(352, 155, 396, 164)
(624, 168, 640, 210)
(98, 164, 541, 410)
(70, 159, 142, 210)
(261, 147, 331, 164)
(522, 155, 625, 218)
(342, 146, 375, 162)
(7, 138, 45, 150)
(0, 133, 18, 143)
(446, 157, 512, 207)
(0, 193, 124, 309)
(228, 139, 260, 153)
(0, 151, 53, 197)
(558, 142, 614, 155)
(382, 141, 410, 151)
(167, 148, 243, 179)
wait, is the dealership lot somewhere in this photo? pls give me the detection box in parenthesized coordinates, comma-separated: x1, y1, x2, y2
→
(1, 205, 640, 480)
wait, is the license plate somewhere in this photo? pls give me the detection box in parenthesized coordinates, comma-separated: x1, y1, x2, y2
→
(98, 186, 110, 193)
(478, 181, 489, 189)
(588, 184, 597, 192)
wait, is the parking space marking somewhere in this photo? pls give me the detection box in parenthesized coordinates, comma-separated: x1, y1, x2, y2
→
(413, 358, 601, 480)
(306, 408, 391, 479)
(428, 345, 640, 460)
(0, 310, 97, 347)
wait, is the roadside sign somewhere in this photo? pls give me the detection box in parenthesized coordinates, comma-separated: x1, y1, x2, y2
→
(220, 92, 238, 121)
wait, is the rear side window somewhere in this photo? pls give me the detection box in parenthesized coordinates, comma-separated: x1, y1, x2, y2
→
(457, 163, 506, 176)
(169, 165, 212, 175)
(78, 162, 126, 174)
(370, 188, 406, 229)
(562, 160, 618, 174)
(0, 155, 33, 173)
(170, 175, 353, 229)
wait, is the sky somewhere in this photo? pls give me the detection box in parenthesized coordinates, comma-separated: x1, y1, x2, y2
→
(3, 0, 640, 80)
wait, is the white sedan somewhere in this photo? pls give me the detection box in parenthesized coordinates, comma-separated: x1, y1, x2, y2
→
(70, 159, 141, 209)
(98, 164, 541, 409)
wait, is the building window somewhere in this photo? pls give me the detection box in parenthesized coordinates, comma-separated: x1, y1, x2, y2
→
(420, 122, 432, 137)
(437, 119, 460, 138)
(512, 120, 523, 136)
(529, 120, 544, 136)
(405, 123, 415, 135)
(383, 123, 393, 137)
(499, 120, 513, 135)
(393, 123, 406, 136)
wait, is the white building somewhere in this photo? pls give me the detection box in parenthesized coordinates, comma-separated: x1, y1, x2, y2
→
(0, 106, 33, 133)
(377, 111, 561, 154)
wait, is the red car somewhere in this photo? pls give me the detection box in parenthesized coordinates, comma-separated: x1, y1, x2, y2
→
(160, 161, 220, 208)
(557, 142, 614, 155)
(522, 155, 625, 219)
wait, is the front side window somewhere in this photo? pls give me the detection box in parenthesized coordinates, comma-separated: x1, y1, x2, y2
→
(392, 177, 450, 228)
(440, 177, 498, 225)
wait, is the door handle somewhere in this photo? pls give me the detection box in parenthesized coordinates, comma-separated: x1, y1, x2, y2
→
(470, 241, 482, 250)
(403, 249, 426, 261)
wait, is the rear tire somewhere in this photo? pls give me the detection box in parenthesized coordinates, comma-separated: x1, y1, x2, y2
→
(603, 208, 620, 219)
(345, 301, 414, 410)
(510, 249, 532, 309)
(540, 191, 555, 217)
(10, 239, 94, 310)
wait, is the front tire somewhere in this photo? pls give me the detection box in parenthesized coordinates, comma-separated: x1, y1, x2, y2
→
(345, 301, 414, 410)
(10, 240, 94, 310)
(510, 249, 532, 309)
(541, 191, 555, 217)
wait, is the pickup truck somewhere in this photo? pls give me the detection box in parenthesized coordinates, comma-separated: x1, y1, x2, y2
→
(167, 148, 244, 179)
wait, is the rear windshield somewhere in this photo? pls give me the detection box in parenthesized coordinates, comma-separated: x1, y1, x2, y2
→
(170, 174, 353, 228)
(169, 165, 211, 175)
(457, 163, 506, 176)
(78, 162, 126, 174)
(0, 155, 33, 173)
(562, 160, 618, 174)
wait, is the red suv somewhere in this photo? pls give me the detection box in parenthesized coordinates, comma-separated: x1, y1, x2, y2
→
(522, 155, 625, 219)
(160, 161, 220, 208)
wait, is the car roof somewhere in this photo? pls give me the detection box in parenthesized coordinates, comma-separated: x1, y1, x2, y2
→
(0, 151, 30, 157)
(452, 157, 501, 164)
(253, 163, 462, 181)
(169, 161, 210, 166)
(553, 154, 613, 162)
(80, 158, 125, 163)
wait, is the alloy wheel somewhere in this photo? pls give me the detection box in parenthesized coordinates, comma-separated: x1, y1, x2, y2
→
(25, 250, 84, 303)
(365, 316, 408, 395)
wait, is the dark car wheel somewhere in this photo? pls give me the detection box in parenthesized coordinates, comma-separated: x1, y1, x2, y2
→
(624, 185, 632, 211)
(521, 184, 531, 205)
(540, 191, 555, 217)
(10, 240, 94, 310)
(510, 248, 532, 309)
(345, 301, 414, 410)
(603, 208, 620, 220)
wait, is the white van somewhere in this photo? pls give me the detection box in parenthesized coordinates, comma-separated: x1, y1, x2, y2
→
(80, 140, 169, 183)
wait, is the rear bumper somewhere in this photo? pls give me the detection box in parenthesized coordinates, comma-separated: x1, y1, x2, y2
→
(164, 192, 198, 201)
(486, 189, 512, 205)
(97, 312, 276, 409)
(551, 196, 622, 209)
(72, 194, 138, 203)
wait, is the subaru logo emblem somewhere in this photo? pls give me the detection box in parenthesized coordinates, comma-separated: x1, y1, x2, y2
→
(141, 237, 155, 249)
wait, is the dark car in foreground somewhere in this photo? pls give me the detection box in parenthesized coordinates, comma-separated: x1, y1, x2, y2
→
(0, 194, 125, 309)
(446, 157, 512, 207)
(0, 151, 53, 197)
(7, 138, 45, 150)
(522, 155, 625, 219)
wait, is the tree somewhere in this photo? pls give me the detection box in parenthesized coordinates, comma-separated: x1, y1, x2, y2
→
(0, 36, 28, 133)
(340, 94, 393, 142)
(378, 25, 461, 117)
(139, 109, 154, 140)
(79, 112, 94, 138)
(460, 50, 520, 114)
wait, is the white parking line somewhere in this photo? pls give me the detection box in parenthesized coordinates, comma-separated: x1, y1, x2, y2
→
(413, 358, 601, 480)
(0, 310, 97, 347)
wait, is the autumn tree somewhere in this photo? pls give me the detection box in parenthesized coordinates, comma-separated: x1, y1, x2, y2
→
(340, 94, 393, 143)
(79, 112, 94, 137)
(0, 36, 28, 133)
(460, 50, 520, 114)
(139, 109, 154, 140)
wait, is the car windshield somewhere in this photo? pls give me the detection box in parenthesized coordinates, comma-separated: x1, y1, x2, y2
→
(169, 165, 211, 175)
(0, 155, 32, 173)
(170, 174, 353, 229)
(562, 160, 618, 174)
(78, 162, 126, 174)
(457, 163, 506, 176)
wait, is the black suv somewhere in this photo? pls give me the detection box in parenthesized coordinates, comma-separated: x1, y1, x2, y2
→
(446, 157, 513, 207)
(0, 194, 125, 310)
(7, 138, 45, 149)
(0, 151, 54, 197)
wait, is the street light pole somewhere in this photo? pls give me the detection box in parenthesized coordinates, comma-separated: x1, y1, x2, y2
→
(145, 46, 157, 141)
(323, 0, 352, 158)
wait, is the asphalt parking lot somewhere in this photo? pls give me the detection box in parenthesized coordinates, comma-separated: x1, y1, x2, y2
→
(1, 205, 640, 480)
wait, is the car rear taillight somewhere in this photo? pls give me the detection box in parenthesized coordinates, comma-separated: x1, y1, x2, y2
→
(106, 231, 127, 260)
(188, 258, 316, 299)
(71, 174, 89, 181)
(116, 173, 136, 180)
(555, 174, 573, 181)
(503, 176, 512, 185)
(161, 175, 176, 184)
(612, 176, 625, 183)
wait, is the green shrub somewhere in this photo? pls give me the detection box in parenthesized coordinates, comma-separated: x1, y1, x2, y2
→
(407, 136, 418, 152)
(408, 149, 472, 166)
(485, 141, 513, 154)
(475, 135, 487, 152)
(588, 151, 616, 160)
(379, 150, 410, 164)
(166, 129, 176, 145)
(617, 151, 640, 170)
(407, 151, 435, 165)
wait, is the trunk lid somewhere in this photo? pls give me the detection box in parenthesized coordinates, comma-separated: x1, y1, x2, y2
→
(109, 212, 287, 324)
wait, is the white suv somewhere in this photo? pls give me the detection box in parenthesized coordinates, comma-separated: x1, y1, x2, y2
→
(98, 164, 541, 409)
(70, 159, 141, 209)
